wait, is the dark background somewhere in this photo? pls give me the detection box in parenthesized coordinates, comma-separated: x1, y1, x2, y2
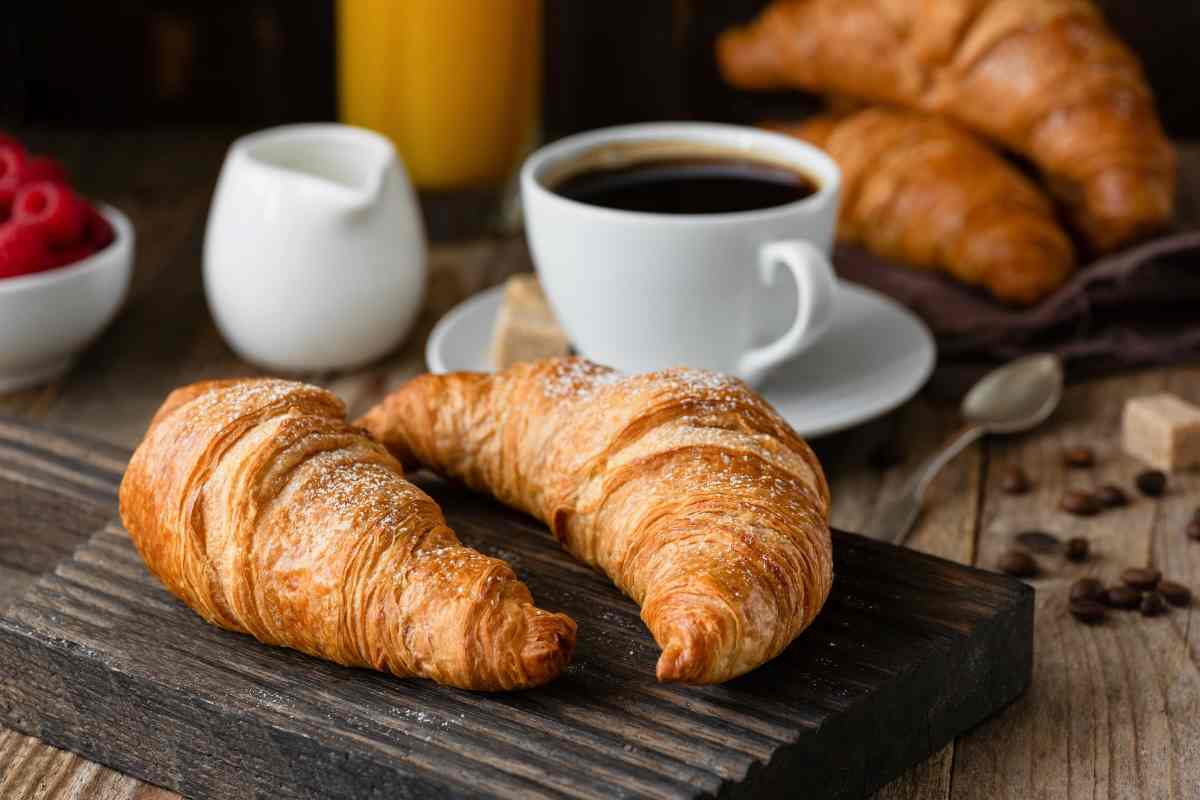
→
(7, 1, 1200, 137)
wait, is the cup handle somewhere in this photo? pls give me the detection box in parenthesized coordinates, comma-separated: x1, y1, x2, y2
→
(735, 240, 838, 386)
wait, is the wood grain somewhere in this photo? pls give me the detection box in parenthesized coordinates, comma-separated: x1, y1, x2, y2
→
(0, 730, 174, 800)
(820, 394, 981, 800)
(0, 420, 1033, 800)
(951, 366, 1200, 800)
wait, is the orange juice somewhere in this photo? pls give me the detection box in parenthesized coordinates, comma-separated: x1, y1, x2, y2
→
(337, 0, 542, 190)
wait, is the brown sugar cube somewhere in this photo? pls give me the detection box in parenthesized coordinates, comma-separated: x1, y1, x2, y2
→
(1122, 394, 1200, 472)
(490, 274, 571, 369)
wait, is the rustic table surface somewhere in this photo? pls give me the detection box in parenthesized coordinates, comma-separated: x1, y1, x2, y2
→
(0, 129, 1197, 800)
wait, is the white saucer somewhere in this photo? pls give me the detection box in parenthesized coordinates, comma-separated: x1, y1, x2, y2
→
(426, 281, 936, 438)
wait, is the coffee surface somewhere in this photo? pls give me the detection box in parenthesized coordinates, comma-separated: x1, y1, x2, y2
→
(552, 158, 816, 214)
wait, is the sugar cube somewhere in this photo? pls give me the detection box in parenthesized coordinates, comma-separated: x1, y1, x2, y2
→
(1122, 393, 1200, 472)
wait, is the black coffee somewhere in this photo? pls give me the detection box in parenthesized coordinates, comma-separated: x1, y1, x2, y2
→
(552, 158, 817, 215)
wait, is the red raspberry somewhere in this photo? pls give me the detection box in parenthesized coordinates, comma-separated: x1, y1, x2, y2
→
(82, 205, 114, 249)
(44, 241, 99, 270)
(0, 222, 49, 279)
(0, 144, 28, 216)
(44, 205, 112, 269)
(13, 181, 88, 247)
(0, 144, 68, 220)
(23, 156, 67, 184)
(0, 133, 22, 151)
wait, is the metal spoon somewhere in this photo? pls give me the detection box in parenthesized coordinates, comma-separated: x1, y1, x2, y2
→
(865, 353, 1064, 546)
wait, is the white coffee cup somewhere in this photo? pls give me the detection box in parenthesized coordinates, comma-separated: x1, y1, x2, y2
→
(520, 122, 841, 386)
(205, 124, 427, 373)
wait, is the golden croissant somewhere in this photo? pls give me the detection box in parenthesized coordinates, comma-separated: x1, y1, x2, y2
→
(718, 0, 1176, 253)
(770, 108, 1076, 305)
(119, 378, 576, 691)
(358, 358, 833, 684)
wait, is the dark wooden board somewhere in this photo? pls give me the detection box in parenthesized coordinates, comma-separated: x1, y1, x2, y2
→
(0, 417, 1034, 800)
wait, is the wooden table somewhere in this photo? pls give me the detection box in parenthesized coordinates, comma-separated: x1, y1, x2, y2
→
(1, 129, 1197, 800)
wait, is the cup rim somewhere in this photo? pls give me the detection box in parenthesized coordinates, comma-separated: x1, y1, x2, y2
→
(520, 121, 841, 226)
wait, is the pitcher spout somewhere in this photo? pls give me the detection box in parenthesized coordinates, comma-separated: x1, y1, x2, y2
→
(235, 123, 398, 215)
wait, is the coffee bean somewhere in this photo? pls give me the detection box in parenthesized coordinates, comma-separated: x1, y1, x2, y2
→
(1104, 586, 1142, 609)
(1121, 567, 1162, 590)
(1069, 577, 1105, 603)
(1140, 592, 1167, 617)
(1065, 537, 1089, 562)
(1135, 469, 1167, 497)
(1061, 490, 1099, 516)
(1095, 484, 1129, 508)
(1068, 599, 1106, 624)
(1064, 446, 1095, 468)
(1187, 520, 1200, 541)
(1000, 465, 1031, 494)
(1014, 530, 1060, 553)
(998, 549, 1038, 578)
(1157, 580, 1192, 607)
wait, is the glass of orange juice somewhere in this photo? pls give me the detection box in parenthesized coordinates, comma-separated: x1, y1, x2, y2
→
(337, 0, 542, 193)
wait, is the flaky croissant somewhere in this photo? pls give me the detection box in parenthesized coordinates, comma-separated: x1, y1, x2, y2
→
(718, 0, 1176, 253)
(359, 358, 833, 684)
(119, 378, 575, 691)
(771, 108, 1076, 305)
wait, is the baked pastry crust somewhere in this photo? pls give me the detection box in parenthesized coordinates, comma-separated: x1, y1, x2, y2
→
(359, 358, 833, 684)
(719, 0, 1176, 253)
(773, 108, 1076, 305)
(119, 378, 575, 691)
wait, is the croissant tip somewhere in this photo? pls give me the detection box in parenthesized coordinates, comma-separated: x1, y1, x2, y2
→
(655, 639, 707, 684)
(714, 22, 781, 91)
(519, 610, 577, 687)
(655, 651, 683, 683)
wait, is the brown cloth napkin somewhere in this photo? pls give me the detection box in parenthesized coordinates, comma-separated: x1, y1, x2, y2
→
(831, 144, 1200, 394)
(834, 230, 1200, 395)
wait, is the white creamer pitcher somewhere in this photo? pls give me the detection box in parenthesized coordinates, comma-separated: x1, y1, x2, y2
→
(204, 124, 427, 372)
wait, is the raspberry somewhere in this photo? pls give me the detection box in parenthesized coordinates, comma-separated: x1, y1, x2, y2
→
(0, 222, 49, 279)
(0, 144, 28, 216)
(0, 144, 68, 220)
(44, 205, 112, 269)
(82, 205, 114, 249)
(23, 156, 67, 184)
(13, 181, 87, 247)
(44, 241, 98, 269)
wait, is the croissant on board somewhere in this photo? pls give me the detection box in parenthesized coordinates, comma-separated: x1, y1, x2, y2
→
(770, 108, 1077, 305)
(119, 378, 576, 691)
(718, 0, 1177, 254)
(359, 357, 833, 684)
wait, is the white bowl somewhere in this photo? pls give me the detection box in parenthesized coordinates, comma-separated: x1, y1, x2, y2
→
(0, 205, 134, 392)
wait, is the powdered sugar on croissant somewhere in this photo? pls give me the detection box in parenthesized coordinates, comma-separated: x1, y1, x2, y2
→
(359, 358, 833, 684)
(120, 378, 575, 691)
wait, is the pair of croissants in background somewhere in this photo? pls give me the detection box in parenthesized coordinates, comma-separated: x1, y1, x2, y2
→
(718, 0, 1178, 305)
(119, 358, 833, 691)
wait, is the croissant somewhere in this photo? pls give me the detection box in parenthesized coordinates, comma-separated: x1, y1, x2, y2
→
(119, 378, 575, 691)
(718, 0, 1177, 253)
(358, 358, 833, 684)
(770, 108, 1076, 305)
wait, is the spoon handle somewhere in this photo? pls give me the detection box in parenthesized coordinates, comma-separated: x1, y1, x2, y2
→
(864, 424, 985, 546)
